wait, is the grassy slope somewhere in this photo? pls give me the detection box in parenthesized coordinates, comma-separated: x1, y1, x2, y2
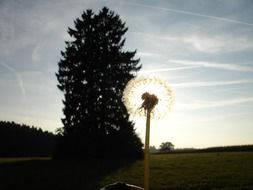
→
(100, 152, 253, 189)
(1, 152, 253, 189)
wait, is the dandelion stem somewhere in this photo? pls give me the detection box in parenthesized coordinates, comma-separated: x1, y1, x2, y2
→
(144, 109, 151, 190)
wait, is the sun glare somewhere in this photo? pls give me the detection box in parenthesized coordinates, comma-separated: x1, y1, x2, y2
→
(123, 75, 174, 119)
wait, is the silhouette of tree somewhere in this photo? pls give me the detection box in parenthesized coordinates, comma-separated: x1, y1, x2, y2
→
(159, 142, 174, 152)
(55, 7, 143, 158)
(149, 146, 158, 153)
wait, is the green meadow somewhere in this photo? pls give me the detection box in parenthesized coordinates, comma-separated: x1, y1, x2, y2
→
(1, 152, 253, 190)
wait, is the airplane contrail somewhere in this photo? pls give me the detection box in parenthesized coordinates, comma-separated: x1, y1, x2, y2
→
(171, 78, 253, 88)
(177, 97, 253, 111)
(125, 2, 253, 26)
(171, 59, 253, 72)
(0, 62, 26, 99)
(139, 65, 199, 73)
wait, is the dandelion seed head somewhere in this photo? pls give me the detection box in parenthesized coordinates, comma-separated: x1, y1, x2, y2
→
(123, 75, 174, 119)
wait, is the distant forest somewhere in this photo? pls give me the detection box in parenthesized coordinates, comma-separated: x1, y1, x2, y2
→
(0, 121, 57, 157)
(158, 145, 253, 154)
(0, 120, 252, 157)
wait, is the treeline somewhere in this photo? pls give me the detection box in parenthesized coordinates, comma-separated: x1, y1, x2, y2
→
(0, 121, 57, 157)
(162, 145, 253, 154)
(198, 145, 253, 153)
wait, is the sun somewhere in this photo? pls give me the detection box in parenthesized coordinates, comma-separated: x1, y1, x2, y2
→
(123, 75, 174, 119)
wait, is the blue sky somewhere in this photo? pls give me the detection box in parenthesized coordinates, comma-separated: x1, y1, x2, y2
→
(0, 0, 253, 148)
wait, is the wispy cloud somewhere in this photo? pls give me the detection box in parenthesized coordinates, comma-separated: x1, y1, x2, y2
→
(132, 31, 253, 54)
(171, 59, 253, 72)
(0, 62, 26, 99)
(172, 79, 253, 88)
(125, 2, 253, 26)
(139, 66, 199, 74)
(137, 52, 160, 58)
(32, 44, 41, 63)
(177, 97, 253, 111)
(184, 35, 253, 53)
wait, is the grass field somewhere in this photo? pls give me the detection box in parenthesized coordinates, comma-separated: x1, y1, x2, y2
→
(1, 152, 253, 189)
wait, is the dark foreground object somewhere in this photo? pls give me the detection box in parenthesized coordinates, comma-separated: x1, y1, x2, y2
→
(0, 158, 136, 190)
(100, 182, 143, 190)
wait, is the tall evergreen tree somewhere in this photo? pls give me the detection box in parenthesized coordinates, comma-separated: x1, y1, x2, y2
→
(55, 7, 143, 158)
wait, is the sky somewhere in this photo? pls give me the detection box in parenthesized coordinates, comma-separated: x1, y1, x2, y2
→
(0, 0, 253, 148)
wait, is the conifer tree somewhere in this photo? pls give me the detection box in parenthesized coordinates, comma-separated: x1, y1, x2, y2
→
(55, 7, 143, 158)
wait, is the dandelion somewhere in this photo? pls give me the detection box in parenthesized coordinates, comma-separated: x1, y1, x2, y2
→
(123, 75, 174, 190)
(123, 75, 174, 119)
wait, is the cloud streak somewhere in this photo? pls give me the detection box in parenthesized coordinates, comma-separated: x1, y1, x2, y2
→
(177, 97, 253, 111)
(172, 79, 253, 88)
(139, 66, 199, 73)
(171, 59, 253, 72)
(184, 35, 253, 53)
(132, 31, 253, 54)
(125, 2, 253, 26)
(0, 62, 26, 99)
